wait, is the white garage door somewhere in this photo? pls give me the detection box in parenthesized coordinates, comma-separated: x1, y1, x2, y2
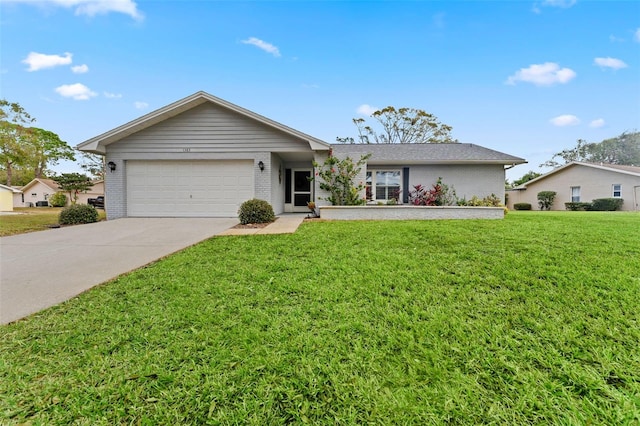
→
(126, 160, 254, 217)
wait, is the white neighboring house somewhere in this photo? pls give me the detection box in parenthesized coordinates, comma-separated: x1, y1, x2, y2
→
(507, 162, 640, 211)
(0, 184, 22, 211)
(12, 178, 105, 207)
(76, 180, 105, 205)
(12, 178, 58, 207)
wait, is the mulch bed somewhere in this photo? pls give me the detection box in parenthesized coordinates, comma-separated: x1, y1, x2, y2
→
(231, 218, 277, 229)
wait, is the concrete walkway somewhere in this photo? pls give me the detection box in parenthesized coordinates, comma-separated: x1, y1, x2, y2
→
(0, 215, 306, 325)
(219, 214, 307, 236)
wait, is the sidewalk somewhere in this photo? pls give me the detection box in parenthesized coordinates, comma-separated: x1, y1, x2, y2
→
(219, 214, 307, 236)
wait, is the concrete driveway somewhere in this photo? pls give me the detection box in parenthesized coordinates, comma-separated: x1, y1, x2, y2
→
(0, 218, 237, 325)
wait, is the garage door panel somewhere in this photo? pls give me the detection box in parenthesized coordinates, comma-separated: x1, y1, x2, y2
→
(127, 160, 255, 217)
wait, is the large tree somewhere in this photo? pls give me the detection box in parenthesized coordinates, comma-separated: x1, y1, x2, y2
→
(0, 100, 34, 186)
(541, 131, 640, 168)
(587, 131, 640, 165)
(338, 106, 457, 144)
(25, 127, 76, 178)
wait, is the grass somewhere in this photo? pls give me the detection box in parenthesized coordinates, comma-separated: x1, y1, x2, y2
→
(1, 212, 639, 424)
(0, 207, 106, 236)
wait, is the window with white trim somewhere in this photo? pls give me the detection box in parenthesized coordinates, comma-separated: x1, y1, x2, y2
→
(366, 170, 401, 203)
(571, 186, 580, 202)
(612, 184, 621, 198)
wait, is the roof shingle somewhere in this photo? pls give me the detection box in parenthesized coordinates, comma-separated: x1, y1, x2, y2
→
(331, 143, 526, 165)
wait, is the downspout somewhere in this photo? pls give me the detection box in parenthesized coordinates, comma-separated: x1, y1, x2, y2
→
(634, 185, 640, 211)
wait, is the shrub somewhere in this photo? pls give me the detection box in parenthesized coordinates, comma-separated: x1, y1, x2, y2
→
(565, 202, 591, 211)
(238, 199, 275, 224)
(49, 192, 67, 207)
(312, 150, 370, 206)
(59, 204, 99, 225)
(537, 191, 557, 210)
(590, 198, 623, 211)
(513, 203, 532, 210)
(458, 194, 504, 207)
(409, 178, 457, 206)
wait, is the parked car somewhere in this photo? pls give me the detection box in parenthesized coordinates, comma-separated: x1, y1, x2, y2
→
(88, 196, 104, 209)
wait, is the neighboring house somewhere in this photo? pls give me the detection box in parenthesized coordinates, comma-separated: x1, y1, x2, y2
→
(77, 91, 526, 220)
(12, 178, 105, 207)
(507, 162, 640, 211)
(75, 180, 105, 205)
(0, 184, 22, 211)
(12, 178, 59, 207)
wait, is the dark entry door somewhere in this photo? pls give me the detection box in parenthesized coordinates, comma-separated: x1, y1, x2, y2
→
(293, 170, 312, 212)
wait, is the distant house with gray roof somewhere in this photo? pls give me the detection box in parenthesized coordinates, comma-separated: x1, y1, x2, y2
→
(77, 91, 526, 219)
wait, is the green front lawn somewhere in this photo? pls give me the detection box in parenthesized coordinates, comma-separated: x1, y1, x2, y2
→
(0, 207, 106, 236)
(1, 212, 639, 424)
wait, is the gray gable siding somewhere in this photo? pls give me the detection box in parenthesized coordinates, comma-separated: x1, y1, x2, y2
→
(108, 103, 311, 154)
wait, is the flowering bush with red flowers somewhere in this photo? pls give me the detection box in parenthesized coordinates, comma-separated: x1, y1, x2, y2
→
(409, 177, 457, 206)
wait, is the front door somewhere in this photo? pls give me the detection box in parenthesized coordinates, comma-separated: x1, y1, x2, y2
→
(292, 170, 312, 212)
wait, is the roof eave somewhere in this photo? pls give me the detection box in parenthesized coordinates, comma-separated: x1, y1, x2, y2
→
(366, 159, 527, 166)
(522, 161, 640, 188)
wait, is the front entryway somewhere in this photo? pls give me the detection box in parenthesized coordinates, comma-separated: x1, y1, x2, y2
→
(292, 169, 312, 212)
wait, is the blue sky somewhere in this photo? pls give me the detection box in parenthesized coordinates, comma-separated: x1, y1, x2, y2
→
(1, 0, 639, 181)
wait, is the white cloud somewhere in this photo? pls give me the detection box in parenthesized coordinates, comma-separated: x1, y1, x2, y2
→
(241, 37, 281, 57)
(542, 0, 576, 8)
(356, 104, 379, 116)
(55, 83, 97, 100)
(609, 35, 624, 43)
(506, 62, 576, 86)
(550, 114, 580, 127)
(594, 57, 628, 70)
(7, 0, 143, 20)
(134, 101, 149, 109)
(635, 28, 640, 43)
(589, 118, 605, 128)
(71, 64, 89, 74)
(104, 91, 122, 99)
(22, 51, 72, 71)
(533, 0, 576, 13)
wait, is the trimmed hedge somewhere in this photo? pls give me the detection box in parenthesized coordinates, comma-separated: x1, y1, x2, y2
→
(513, 203, 532, 211)
(238, 199, 275, 225)
(590, 198, 623, 211)
(565, 202, 591, 211)
(59, 204, 99, 225)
